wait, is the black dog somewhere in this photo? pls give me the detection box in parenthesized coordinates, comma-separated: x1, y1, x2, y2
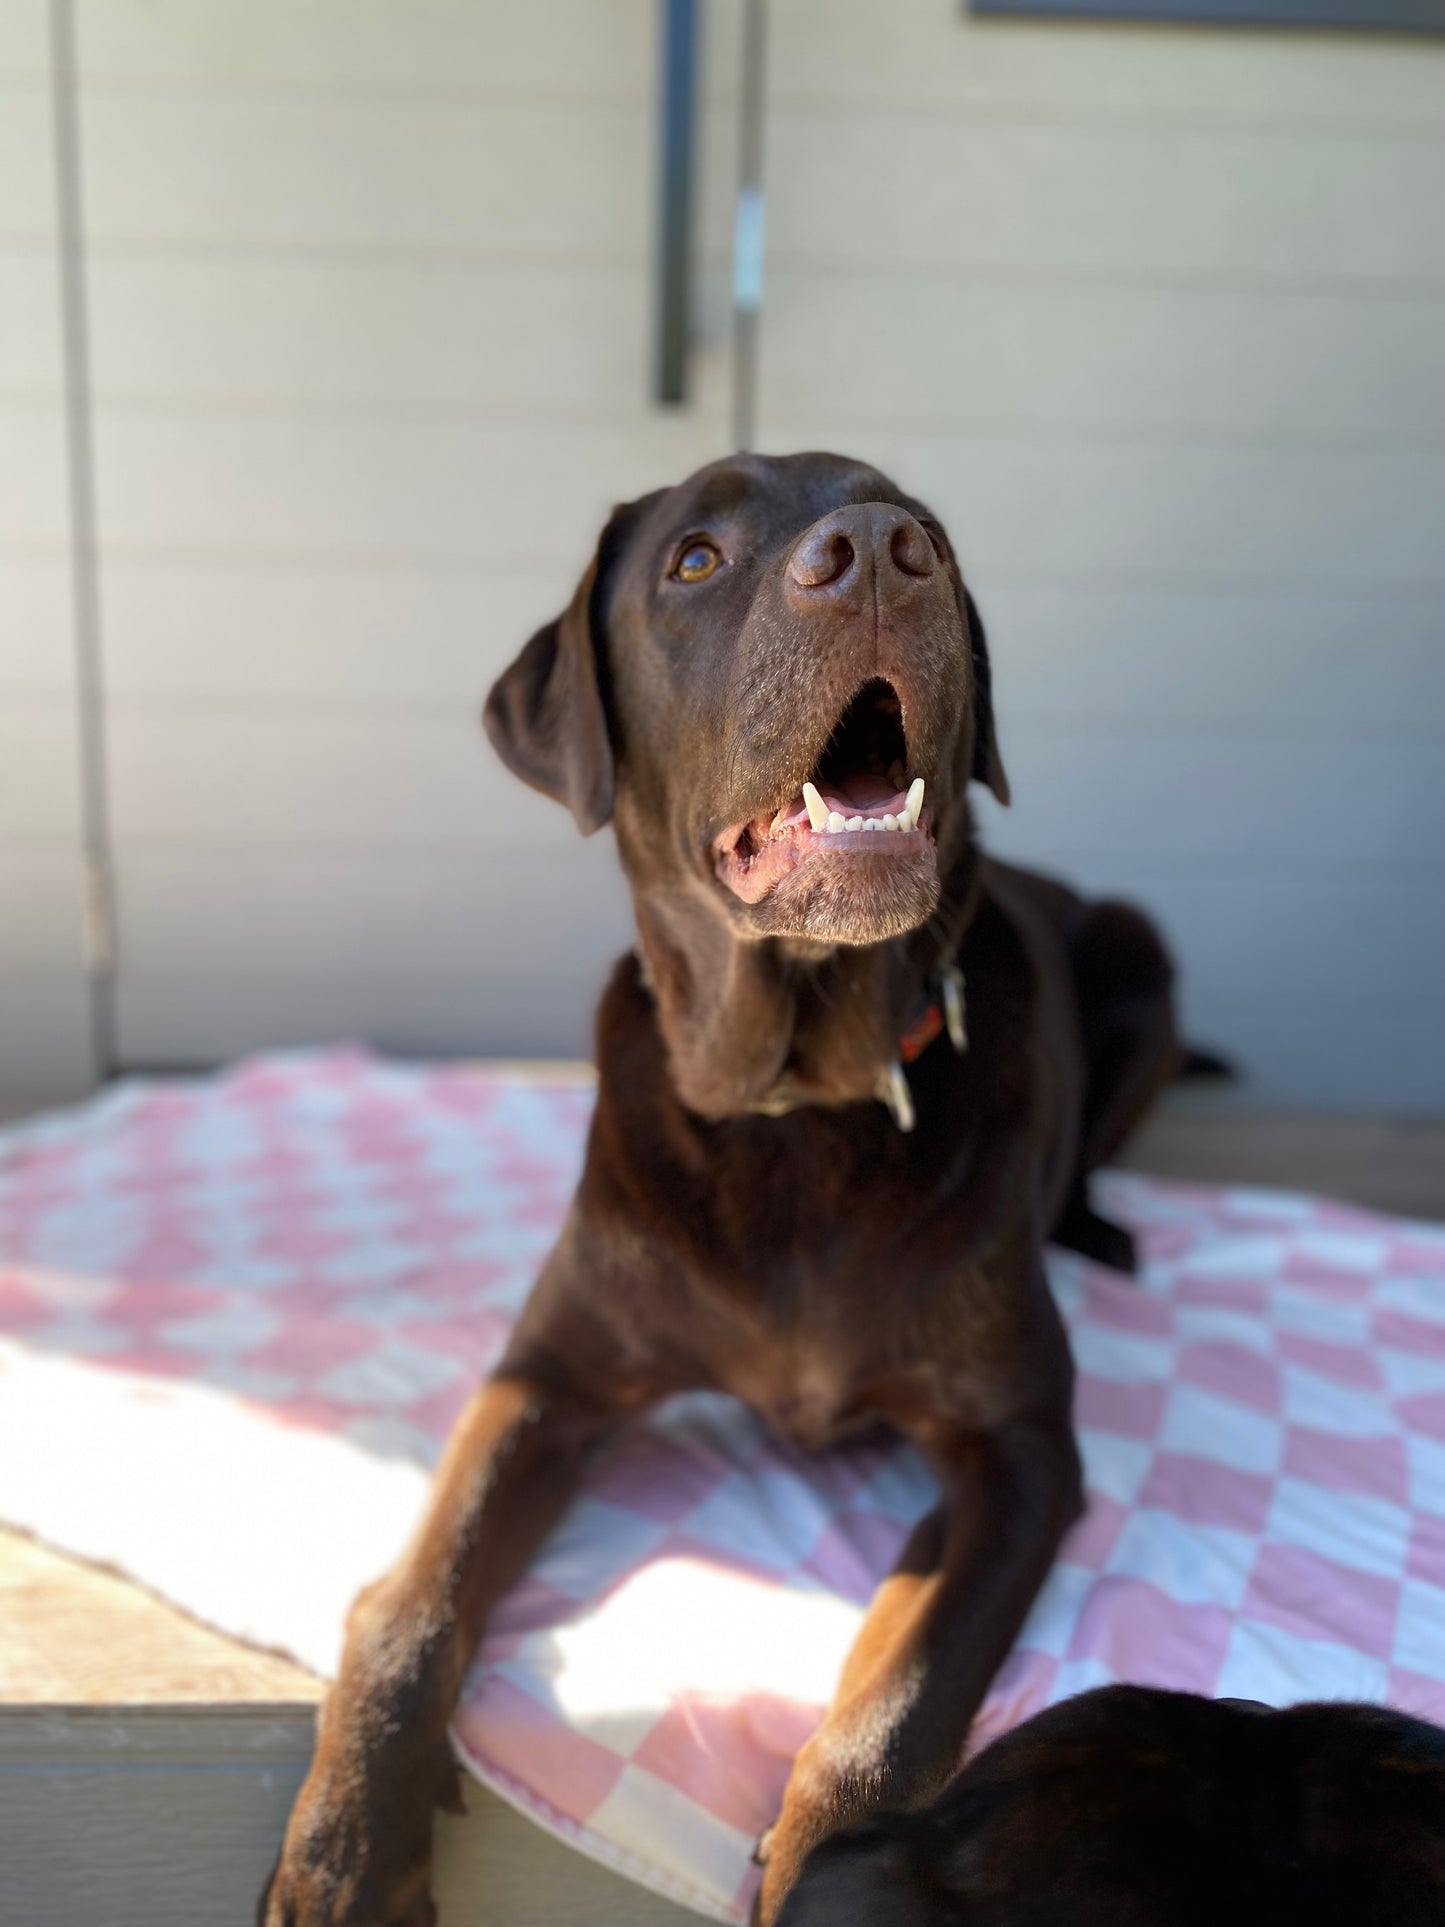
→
(778, 1685, 1445, 1925)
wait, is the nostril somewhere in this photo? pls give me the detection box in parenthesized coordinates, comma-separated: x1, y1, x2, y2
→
(790, 531, 856, 590)
(890, 519, 935, 579)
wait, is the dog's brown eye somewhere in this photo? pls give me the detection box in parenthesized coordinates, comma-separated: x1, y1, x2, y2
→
(673, 541, 720, 584)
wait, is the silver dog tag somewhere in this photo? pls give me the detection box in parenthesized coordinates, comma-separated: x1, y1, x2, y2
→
(879, 1060, 916, 1133)
(940, 965, 967, 1054)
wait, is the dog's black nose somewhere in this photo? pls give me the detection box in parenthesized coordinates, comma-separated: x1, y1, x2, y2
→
(784, 504, 936, 608)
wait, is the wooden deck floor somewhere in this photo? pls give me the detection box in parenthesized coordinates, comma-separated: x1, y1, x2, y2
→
(1119, 1107, 1445, 1224)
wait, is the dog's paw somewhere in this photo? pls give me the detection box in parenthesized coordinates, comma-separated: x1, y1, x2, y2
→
(257, 1833, 437, 1927)
(751, 1791, 833, 1924)
(258, 1866, 436, 1927)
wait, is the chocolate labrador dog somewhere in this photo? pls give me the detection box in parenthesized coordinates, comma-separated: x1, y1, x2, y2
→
(777, 1685, 1445, 1925)
(262, 451, 1180, 1925)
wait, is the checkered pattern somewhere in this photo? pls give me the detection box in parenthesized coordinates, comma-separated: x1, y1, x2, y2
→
(1, 1050, 1443, 1920)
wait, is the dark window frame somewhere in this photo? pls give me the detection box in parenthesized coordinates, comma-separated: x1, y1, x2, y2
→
(969, 0, 1445, 32)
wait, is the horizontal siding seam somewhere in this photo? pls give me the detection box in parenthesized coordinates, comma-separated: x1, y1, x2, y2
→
(766, 94, 1445, 143)
(997, 716, 1445, 742)
(93, 696, 1445, 743)
(973, 568, 1445, 597)
(763, 259, 1445, 298)
(15, 74, 1441, 143)
(80, 397, 731, 430)
(982, 851, 1441, 880)
(763, 261, 1445, 301)
(0, 837, 90, 856)
(0, 235, 661, 269)
(0, 693, 93, 715)
(72, 80, 664, 109)
(4, 393, 1431, 455)
(3, 234, 1437, 297)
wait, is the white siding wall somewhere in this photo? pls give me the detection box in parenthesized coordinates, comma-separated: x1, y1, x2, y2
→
(0, 2, 95, 1100)
(3, 0, 1441, 1110)
(754, 0, 1445, 1110)
(73, 0, 739, 1067)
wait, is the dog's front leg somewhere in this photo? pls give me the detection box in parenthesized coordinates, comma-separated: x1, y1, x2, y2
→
(260, 1367, 621, 1927)
(757, 1412, 1083, 1924)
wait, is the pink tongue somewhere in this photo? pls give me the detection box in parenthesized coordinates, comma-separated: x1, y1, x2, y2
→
(818, 775, 902, 813)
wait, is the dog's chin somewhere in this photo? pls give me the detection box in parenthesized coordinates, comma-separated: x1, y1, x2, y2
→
(737, 844, 940, 946)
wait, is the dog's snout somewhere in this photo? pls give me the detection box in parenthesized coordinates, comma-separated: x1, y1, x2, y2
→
(784, 505, 936, 612)
(788, 524, 857, 591)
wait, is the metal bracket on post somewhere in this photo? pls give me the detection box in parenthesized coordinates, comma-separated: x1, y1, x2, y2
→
(655, 0, 698, 405)
(731, 0, 767, 451)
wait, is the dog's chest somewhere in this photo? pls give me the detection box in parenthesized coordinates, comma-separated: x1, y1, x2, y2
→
(763, 1366, 867, 1453)
(690, 1158, 980, 1449)
(718, 1310, 961, 1453)
(613, 990, 1033, 1440)
(721, 1322, 897, 1450)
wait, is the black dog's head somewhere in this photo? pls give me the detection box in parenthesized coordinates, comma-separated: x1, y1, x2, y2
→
(774, 1687, 1445, 1926)
(485, 451, 1007, 949)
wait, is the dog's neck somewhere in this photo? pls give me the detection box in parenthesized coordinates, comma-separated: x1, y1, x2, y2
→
(628, 844, 985, 1121)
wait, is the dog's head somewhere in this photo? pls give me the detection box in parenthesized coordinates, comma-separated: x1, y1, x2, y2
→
(485, 451, 1007, 948)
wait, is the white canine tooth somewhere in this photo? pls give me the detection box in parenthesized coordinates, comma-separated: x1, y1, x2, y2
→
(826, 811, 847, 833)
(904, 778, 925, 829)
(882, 814, 898, 831)
(801, 782, 830, 833)
(846, 816, 863, 832)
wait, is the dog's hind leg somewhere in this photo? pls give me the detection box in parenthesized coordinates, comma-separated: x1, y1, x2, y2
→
(1053, 899, 1180, 1274)
(1052, 1185, 1139, 1273)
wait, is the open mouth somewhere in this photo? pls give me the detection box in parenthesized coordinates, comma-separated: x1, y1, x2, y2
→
(713, 679, 933, 907)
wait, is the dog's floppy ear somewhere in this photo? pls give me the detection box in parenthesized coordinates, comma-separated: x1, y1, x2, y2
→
(898, 487, 1011, 809)
(483, 502, 643, 835)
(961, 583, 1010, 808)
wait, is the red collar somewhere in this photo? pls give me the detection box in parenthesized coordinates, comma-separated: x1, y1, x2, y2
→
(748, 965, 967, 1130)
(899, 963, 967, 1066)
(899, 998, 946, 1065)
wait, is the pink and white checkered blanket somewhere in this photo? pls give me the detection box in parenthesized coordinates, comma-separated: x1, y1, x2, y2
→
(1, 1051, 1444, 1919)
